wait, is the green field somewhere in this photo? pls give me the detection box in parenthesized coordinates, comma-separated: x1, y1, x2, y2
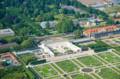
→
(47, 76, 63, 79)
(56, 60, 79, 72)
(71, 73, 92, 79)
(98, 52, 120, 63)
(77, 56, 103, 67)
(34, 64, 58, 77)
(98, 68, 120, 79)
(116, 65, 120, 71)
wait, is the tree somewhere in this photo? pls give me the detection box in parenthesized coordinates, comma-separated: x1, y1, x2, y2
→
(0, 23, 3, 29)
(46, 21, 50, 29)
(35, 15, 42, 22)
(74, 29, 82, 39)
(20, 38, 34, 49)
(56, 16, 74, 33)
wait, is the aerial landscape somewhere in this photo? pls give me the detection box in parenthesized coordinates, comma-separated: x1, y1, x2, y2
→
(0, 0, 120, 79)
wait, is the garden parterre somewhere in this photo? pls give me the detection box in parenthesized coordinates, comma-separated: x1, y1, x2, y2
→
(33, 50, 120, 79)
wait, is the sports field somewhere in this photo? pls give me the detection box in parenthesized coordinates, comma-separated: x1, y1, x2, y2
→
(33, 50, 120, 79)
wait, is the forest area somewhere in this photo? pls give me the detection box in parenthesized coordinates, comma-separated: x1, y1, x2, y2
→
(0, 0, 110, 52)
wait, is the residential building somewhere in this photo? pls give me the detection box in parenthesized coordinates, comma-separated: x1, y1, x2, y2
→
(83, 25, 120, 38)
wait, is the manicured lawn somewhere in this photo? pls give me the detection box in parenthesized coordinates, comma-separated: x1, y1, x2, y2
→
(71, 73, 92, 79)
(77, 56, 103, 67)
(56, 60, 79, 72)
(47, 76, 63, 79)
(34, 64, 58, 77)
(98, 52, 120, 63)
(113, 47, 120, 54)
(32, 51, 120, 79)
(98, 68, 120, 79)
(116, 65, 120, 69)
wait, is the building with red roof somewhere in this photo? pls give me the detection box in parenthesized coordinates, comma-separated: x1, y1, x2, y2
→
(83, 25, 120, 38)
(0, 52, 20, 66)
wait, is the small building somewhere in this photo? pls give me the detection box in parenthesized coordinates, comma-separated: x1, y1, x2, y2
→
(0, 28, 15, 37)
(0, 52, 20, 66)
(71, 38, 94, 44)
(40, 21, 57, 29)
(0, 42, 18, 49)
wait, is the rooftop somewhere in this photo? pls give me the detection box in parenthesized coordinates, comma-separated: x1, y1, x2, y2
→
(0, 28, 14, 34)
(83, 25, 120, 35)
(0, 52, 20, 66)
(0, 28, 15, 37)
(0, 42, 18, 49)
(78, 0, 107, 6)
(47, 41, 81, 53)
